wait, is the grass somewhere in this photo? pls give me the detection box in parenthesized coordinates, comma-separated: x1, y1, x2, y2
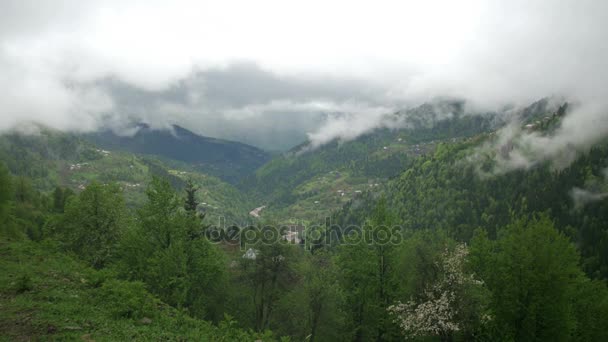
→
(56, 150, 254, 223)
(0, 238, 277, 341)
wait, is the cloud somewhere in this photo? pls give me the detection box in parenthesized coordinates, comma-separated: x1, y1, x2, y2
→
(304, 99, 477, 150)
(0, 0, 607, 154)
(569, 167, 608, 209)
(570, 188, 608, 209)
(305, 106, 394, 150)
(470, 100, 608, 176)
(89, 64, 399, 149)
(0, 52, 114, 132)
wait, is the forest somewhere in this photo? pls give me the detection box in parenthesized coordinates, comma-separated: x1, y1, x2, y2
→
(3, 0, 608, 340)
(2, 119, 608, 341)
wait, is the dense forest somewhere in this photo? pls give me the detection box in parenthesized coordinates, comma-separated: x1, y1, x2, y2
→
(2, 104, 608, 341)
(2, 0, 607, 340)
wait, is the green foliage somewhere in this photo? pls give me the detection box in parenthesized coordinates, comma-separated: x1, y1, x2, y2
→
(0, 162, 13, 235)
(118, 177, 228, 322)
(242, 103, 496, 222)
(337, 139, 608, 279)
(301, 249, 345, 342)
(334, 199, 403, 341)
(52, 186, 74, 213)
(3, 106, 608, 341)
(242, 131, 414, 221)
(97, 279, 157, 319)
(13, 274, 33, 294)
(0, 129, 254, 225)
(83, 124, 271, 184)
(184, 178, 199, 214)
(54, 182, 127, 268)
(470, 216, 608, 341)
(388, 243, 490, 340)
(238, 239, 301, 332)
(0, 238, 272, 341)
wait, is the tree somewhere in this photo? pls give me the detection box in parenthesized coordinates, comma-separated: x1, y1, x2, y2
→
(470, 216, 585, 341)
(336, 198, 401, 341)
(183, 179, 208, 239)
(59, 182, 126, 268)
(52, 186, 74, 213)
(11, 176, 48, 240)
(184, 179, 199, 214)
(52, 186, 64, 213)
(0, 162, 13, 236)
(14, 176, 35, 204)
(119, 177, 227, 321)
(238, 235, 298, 332)
(139, 177, 183, 249)
(388, 243, 489, 341)
(303, 248, 344, 342)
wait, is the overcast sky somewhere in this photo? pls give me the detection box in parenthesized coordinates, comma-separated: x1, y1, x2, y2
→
(1, 0, 607, 149)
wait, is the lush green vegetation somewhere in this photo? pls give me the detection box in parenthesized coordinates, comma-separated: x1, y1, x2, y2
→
(83, 124, 271, 184)
(2, 101, 608, 340)
(241, 104, 496, 223)
(0, 128, 255, 224)
(334, 136, 608, 280)
(0, 238, 275, 341)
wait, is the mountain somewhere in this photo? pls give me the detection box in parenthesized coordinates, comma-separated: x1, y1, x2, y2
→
(83, 124, 271, 184)
(331, 104, 608, 280)
(241, 100, 503, 222)
(0, 128, 255, 224)
(3, 99, 608, 341)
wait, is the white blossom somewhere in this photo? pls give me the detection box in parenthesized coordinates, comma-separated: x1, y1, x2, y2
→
(388, 243, 487, 339)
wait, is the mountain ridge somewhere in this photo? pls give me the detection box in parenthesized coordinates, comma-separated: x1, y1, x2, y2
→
(82, 124, 271, 184)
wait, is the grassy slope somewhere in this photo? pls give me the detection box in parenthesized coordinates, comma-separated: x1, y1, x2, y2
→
(0, 129, 255, 224)
(65, 151, 254, 224)
(248, 129, 441, 223)
(0, 238, 273, 341)
(82, 124, 271, 184)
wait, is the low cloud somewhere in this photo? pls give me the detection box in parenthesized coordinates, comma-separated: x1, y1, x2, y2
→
(472, 101, 608, 176)
(304, 99, 477, 150)
(0, 0, 607, 155)
(87, 64, 400, 149)
(569, 167, 608, 208)
(570, 187, 608, 209)
(304, 106, 393, 150)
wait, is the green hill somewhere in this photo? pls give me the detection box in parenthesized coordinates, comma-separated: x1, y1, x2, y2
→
(0, 128, 255, 225)
(83, 124, 271, 184)
(332, 125, 608, 280)
(2, 98, 608, 341)
(0, 238, 272, 341)
(241, 100, 502, 223)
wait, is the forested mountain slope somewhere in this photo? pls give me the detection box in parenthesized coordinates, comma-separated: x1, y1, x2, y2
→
(333, 125, 608, 279)
(0, 128, 254, 224)
(241, 100, 518, 222)
(2, 99, 608, 341)
(83, 124, 271, 184)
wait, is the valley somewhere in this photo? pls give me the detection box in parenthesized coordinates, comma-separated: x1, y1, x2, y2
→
(2, 99, 608, 341)
(2, 2, 607, 340)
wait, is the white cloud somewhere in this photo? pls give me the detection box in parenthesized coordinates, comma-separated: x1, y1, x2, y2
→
(0, 0, 607, 153)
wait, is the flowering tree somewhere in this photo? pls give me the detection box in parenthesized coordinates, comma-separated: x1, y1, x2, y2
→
(388, 243, 488, 341)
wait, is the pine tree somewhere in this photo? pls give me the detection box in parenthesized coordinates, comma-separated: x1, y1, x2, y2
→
(184, 179, 199, 214)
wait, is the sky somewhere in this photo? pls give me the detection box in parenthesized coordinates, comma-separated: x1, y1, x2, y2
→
(1, 0, 607, 150)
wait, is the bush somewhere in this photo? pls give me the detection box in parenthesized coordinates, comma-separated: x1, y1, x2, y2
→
(95, 279, 157, 319)
(13, 274, 33, 294)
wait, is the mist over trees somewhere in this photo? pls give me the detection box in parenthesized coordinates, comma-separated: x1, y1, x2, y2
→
(3, 145, 608, 341)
